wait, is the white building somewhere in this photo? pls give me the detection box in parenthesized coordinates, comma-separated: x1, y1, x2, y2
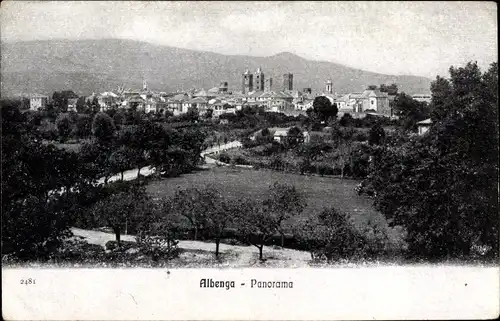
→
(417, 118, 433, 135)
(29, 94, 48, 111)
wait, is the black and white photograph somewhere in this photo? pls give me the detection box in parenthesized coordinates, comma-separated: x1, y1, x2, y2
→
(1, 1, 498, 320)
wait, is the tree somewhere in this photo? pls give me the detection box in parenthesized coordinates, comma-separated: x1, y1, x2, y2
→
(201, 188, 243, 258)
(368, 123, 386, 145)
(205, 108, 214, 119)
(74, 114, 92, 138)
(339, 113, 354, 127)
(112, 111, 125, 130)
(285, 126, 303, 149)
(52, 90, 78, 113)
(168, 187, 209, 241)
(368, 61, 499, 261)
(108, 146, 134, 180)
(392, 93, 430, 131)
(380, 84, 398, 96)
(185, 107, 199, 122)
(91, 189, 149, 245)
(1, 102, 84, 259)
(135, 198, 181, 263)
(367, 85, 378, 90)
(76, 97, 87, 113)
(312, 96, 338, 123)
(91, 96, 100, 113)
(337, 140, 353, 179)
(314, 207, 369, 261)
(92, 112, 116, 143)
(236, 199, 276, 261)
(263, 182, 306, 248)
(55, 113, 73, 142)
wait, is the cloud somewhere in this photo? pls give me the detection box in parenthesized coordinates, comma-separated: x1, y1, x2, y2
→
(220, 8, 287, 33)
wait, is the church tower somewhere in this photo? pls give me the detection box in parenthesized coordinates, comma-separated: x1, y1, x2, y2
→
(242, 69, 253, 94)
(254, 67, 265, 92)
(143, 79, 148, 91)
(265, 77, 273, 92)
(283, 73, 293, 91)
(326, 79, 333, 94)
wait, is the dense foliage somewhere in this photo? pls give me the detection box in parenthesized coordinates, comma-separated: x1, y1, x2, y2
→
(365, 62, 498, 261)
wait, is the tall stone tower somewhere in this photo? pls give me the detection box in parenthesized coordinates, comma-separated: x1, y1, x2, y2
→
(283, 73, 293, 91)
(242, 69, 254, 94)
(143, 79, 148, 91)
(254, 67, 265, 92)
(325, 79, 333, 94)
(265, 77, 273, 92)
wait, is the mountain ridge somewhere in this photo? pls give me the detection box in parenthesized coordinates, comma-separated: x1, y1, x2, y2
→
(1, 39, 432, 97)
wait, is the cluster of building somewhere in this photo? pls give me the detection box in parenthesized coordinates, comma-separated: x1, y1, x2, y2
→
(27, 68, 431, 119)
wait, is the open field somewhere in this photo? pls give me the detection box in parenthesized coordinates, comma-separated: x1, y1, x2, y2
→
(146, 167, 404, 243)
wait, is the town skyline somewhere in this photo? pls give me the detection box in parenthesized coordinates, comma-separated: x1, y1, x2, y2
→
(1, 1, 497, 78)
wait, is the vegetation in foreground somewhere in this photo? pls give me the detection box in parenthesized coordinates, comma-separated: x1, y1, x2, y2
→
(1, 61, 497, 266)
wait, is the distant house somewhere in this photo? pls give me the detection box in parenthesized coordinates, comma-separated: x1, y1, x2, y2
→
(267, 91, 294, 113)
(128, 95, 146, 111)
(67, 98, 78, 112)
(98, 92, 119, 110)
(417, 118, 433, 135)
(334, 90, 390, 116)
(167, 93, 189, 115)
(412, 93, 432, 104)
(273, 128, 290, 143)
(272, 127, 309, 143)
(294, 98, 313, 111)
(29, 94, 48, 111)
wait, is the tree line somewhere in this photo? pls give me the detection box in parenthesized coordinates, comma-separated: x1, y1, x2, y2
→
(361, 61, 498, 261)
(89, 182, 393, 263)
(1, 100, 206, 260)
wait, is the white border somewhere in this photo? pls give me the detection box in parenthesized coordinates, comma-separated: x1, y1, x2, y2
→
(2, 266, 499, 320)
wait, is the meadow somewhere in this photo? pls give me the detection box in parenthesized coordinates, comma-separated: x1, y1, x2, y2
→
(146, 166, 404, 244)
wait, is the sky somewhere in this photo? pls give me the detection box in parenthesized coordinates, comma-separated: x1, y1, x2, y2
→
(1, 1, 497, 78)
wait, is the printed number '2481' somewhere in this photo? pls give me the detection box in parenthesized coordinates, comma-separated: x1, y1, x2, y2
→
(20, 278, 36, 285)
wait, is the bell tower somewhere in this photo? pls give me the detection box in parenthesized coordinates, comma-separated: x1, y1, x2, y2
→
(326, 79, 333, 94)
(254, 67, 265, 92)
(241, 69, 254, 94)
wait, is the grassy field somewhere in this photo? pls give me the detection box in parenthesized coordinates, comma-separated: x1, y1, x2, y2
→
(146, 167, 403, 243)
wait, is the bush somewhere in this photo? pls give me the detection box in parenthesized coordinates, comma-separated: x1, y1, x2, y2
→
(217, 152, 231, 164)
(353, 131, 368, 142)
(317, 163, 334, 176)
(39, 119, 58, 140)
(294, 208, 383, 262)
(135, 235, 180, 262)
(53, 239, 105, 262)
(233, 155, 249, 165)
(105, 240, 138, 252)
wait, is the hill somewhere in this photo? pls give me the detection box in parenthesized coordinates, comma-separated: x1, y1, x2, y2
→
(1, 39, 432, 97)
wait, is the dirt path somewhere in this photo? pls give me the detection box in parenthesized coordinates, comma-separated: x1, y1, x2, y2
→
(71, 228, 311, 267)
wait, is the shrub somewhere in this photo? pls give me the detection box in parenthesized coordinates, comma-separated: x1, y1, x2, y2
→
(353, 131, 368, 142)
(299, 208, 371, 262)
(317, 163, 333, 176)
(47, 239, 105, 263)
(105, 240, 138, 252)
(217, 152, 231, 164)
(233, 155, 249, 165)
(135, 234, 180, 262)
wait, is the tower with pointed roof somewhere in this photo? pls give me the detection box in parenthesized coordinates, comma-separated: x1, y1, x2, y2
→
(241, 69, 253, 94)
(254, 67, 265, 92)
(326, 79, 333, 94)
